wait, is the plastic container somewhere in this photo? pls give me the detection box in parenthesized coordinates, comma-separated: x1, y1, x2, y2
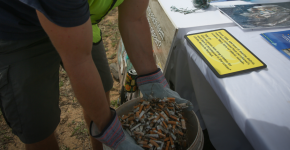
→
(104, 98, 204, 150)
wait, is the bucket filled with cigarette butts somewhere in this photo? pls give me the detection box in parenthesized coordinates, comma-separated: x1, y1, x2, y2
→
(103, 97, 204, 150)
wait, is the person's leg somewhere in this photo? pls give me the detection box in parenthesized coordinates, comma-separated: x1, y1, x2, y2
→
(0, 37, 61, 149)
(25, 132, 59, 150)
(83, 41, 114, 150)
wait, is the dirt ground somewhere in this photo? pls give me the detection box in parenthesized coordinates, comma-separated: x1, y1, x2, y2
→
(0, 8, 121, 150)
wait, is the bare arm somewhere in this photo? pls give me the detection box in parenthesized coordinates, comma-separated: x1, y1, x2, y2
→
(118, 0, 157, 75)
(36, 11, 112, 131)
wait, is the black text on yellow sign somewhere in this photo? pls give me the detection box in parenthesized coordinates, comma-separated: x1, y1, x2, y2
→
(185, 29, 266, 78)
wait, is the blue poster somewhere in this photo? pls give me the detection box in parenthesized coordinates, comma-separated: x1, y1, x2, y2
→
(261, 30, 290, 60)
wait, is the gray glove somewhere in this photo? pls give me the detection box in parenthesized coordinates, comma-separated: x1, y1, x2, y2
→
(136, 68, 193, 111)
(90, 108, 143, 150)
(138, 83, 193, 111)
(116, 129, 143, 150)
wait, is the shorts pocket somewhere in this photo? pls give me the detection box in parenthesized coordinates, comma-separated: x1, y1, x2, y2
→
(0, 65, 22, 134)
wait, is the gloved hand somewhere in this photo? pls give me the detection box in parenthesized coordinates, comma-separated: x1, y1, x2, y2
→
(137, 68, 193, 111)
(90, 108, 143, 150)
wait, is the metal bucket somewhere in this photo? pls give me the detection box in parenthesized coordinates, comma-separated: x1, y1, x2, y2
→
(104, 98, 204, 150)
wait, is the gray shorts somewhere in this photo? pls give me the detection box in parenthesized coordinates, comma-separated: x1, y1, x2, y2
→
(0, 37, 113, 144)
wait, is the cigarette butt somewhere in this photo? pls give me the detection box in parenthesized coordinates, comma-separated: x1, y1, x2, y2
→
(133, 104, 140, 109)
(164, 110, 170, 117)
(166, 141, 170, 150)
(148, 116, 154, 121)
(150, 131, 154, 134)
(168, 121, 178, 125)
(154, 130, 166, 137)
(160, 113, 167, 120)
(152, 128, 156, 131)
(158, 129, 162, 133)
(170, 115, 179, 121)
(164, 137, 170, 141)
(169, 136, 174, 147)
(121, 115, 128, 120)
(140, 99, 144, 102)
(178, 130, 184, 136)
(141, 145, 151, 149)
(167, 107, 174, 109)
(139, 104, 144, 113)
(181, 119, 186, 129)
(170, 133, 177, 141)
(138, 141, 148, 145)
(173, 125, 176, 130)
(128, 116, 135, 121)
(150, 140, 160, 147)
(162, 121, 168, 129)
(154, 114, 161, 122)
(136, 111, 140, 118)
(168, 97, 175, 102)
(146, 103, 150, 109)
(148, 143, 153, 148)
(134, 131, 145, 136)
(122, 124, 130, 127)
(150, 137, 158, 140)
(158, 104, 164, 109)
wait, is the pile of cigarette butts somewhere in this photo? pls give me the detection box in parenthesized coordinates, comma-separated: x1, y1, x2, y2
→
(119, 97, 189, 150)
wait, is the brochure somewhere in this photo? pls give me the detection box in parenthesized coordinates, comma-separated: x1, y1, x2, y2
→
(261, 30, 290, 60)
(219, 2, 290, 29)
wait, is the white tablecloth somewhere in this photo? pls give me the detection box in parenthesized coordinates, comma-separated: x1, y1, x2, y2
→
(170, 26, 290, 150)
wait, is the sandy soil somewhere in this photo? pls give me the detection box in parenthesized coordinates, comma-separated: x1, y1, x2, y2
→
(0, 8, 121, 150)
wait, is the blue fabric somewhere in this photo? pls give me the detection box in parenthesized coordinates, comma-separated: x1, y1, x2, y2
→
(0, 0, 90, 40)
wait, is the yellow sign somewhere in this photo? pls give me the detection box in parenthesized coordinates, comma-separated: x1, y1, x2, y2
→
(186, 29, 266, 77)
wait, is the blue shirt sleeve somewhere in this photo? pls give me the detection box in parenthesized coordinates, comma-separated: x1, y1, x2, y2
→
(19, 0, 90, 27)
